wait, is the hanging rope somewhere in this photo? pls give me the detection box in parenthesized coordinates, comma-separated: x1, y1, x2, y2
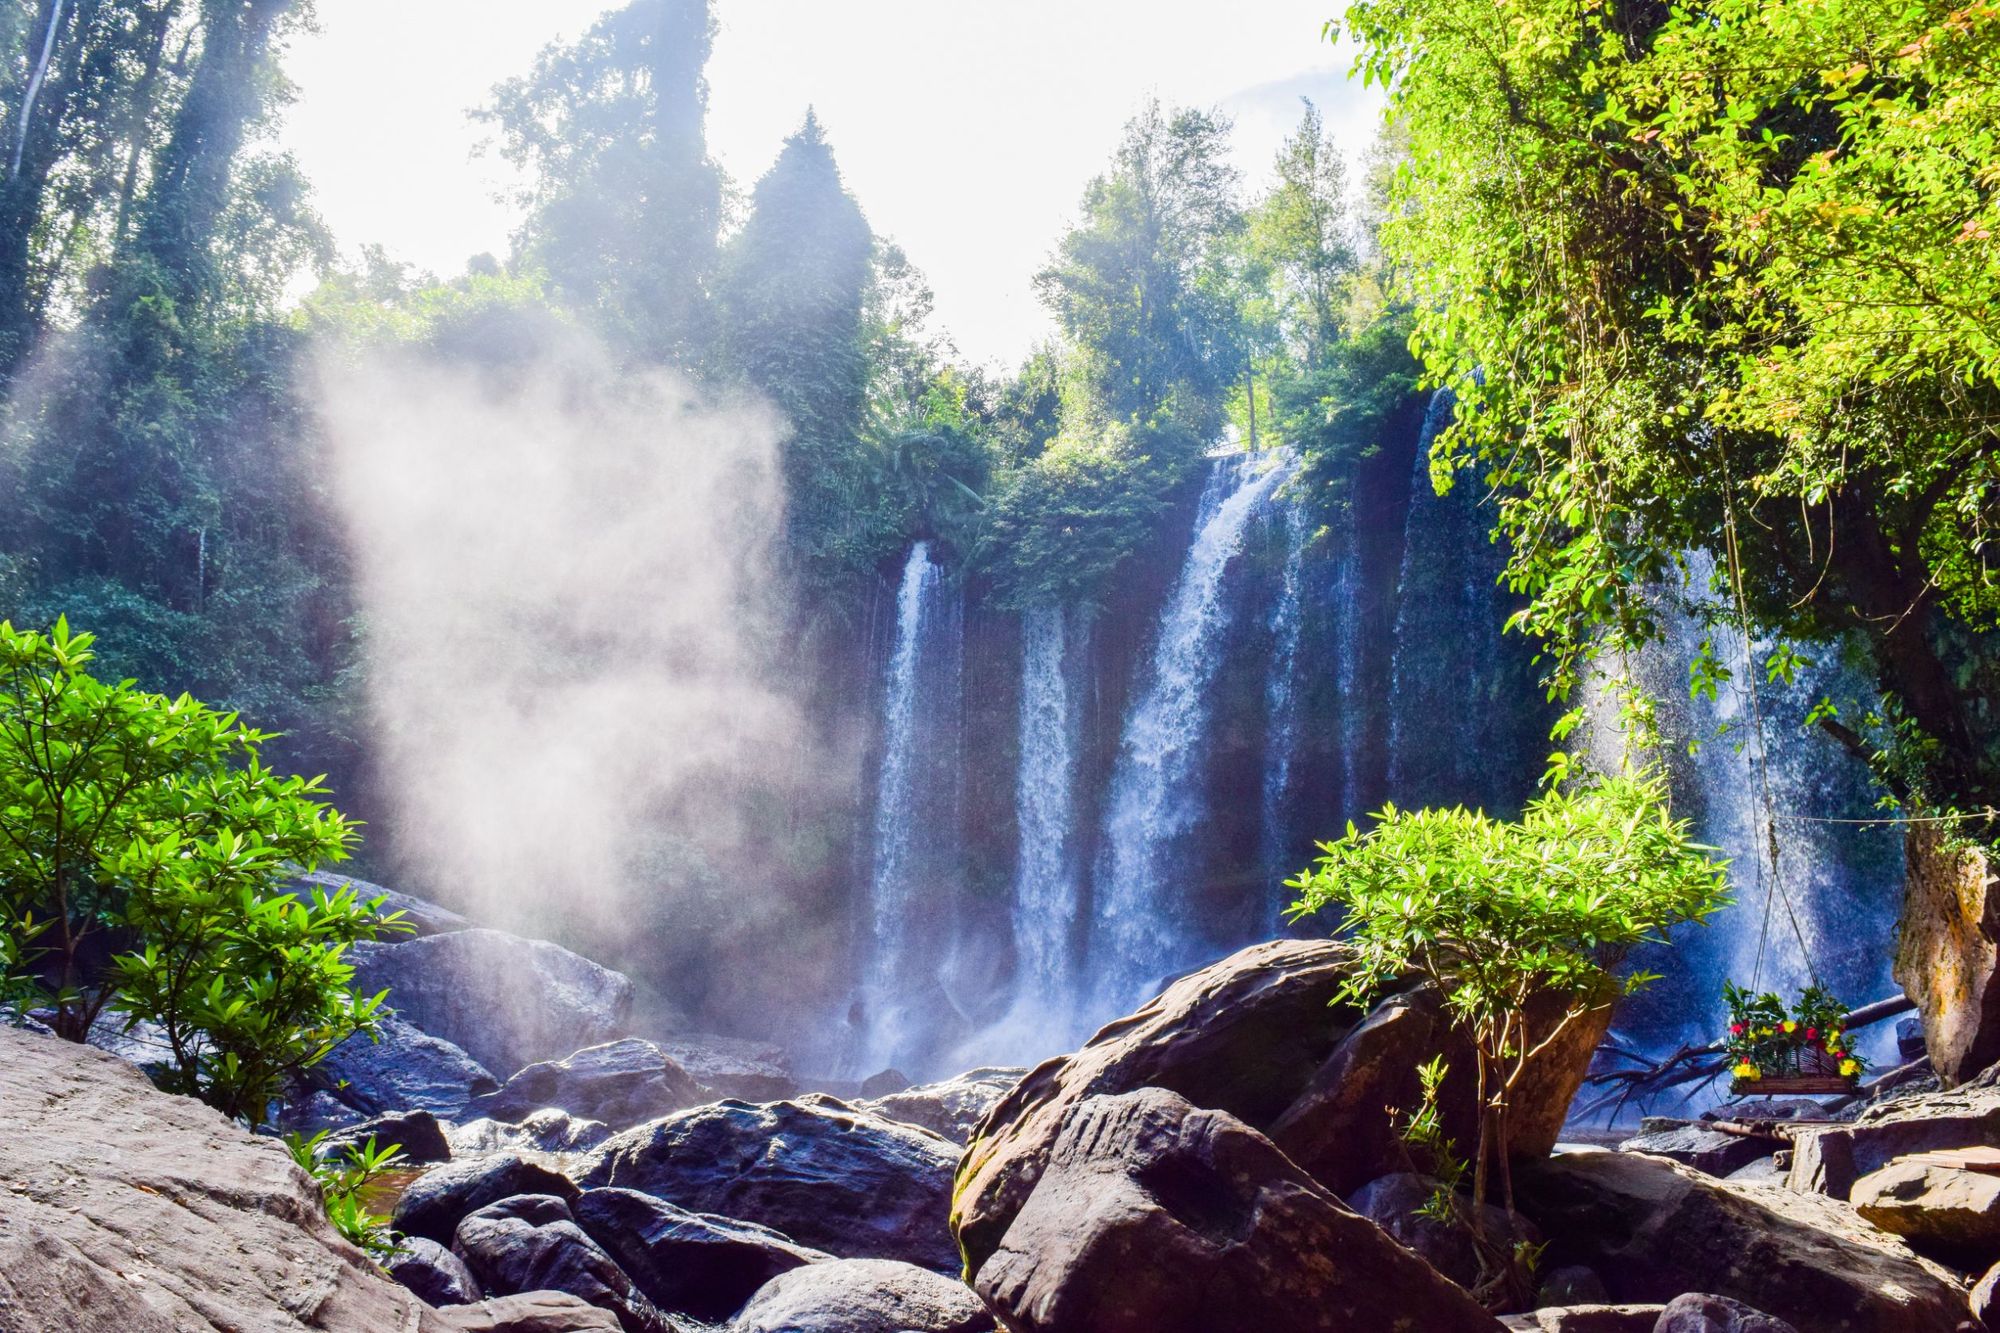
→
(1720, 489, 1821, 992)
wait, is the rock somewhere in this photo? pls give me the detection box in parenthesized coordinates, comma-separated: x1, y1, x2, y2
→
(1900, 1016, 1930, 1064)
(1894, 823, 2000, 1086)
(953, 939, 1608, 1274)
(451, 1195, 674, 1333)
(1722, 1155, 1786, 1185)
(733, 1258, 993, 1333)
(1539, 1264, 1613, 1305)
(0, 1025, 441, 1332)
(1851, 1156, 2000, 1267)
(351, 928, 633, 1078)
(396, 1152, 584, 1244)
(1617, 1126, 1774, 1179)
(1516, 1149, 1968, 1332)
(573, 1186, 829, 1322)
(859, 1067, 913, 1097)
(390, 1235, 484, 1306)
(1502, 1309, 1666, 1332)
(649, 1032, 797, 1101)
(972, 1087, 1506, 1333)
(320, 1107, 453, 1165)
(283, 1015, 500, 1130)
(453, 1109, 614, 1156)
(1789, 1064, 2000, 1199)
(466, 1038, 702, 1131)
(1347, 1171, 1543, 1290)
(858, 1067, 1024, 1143)
(578, 1098, 958, 1271)
(1653, 1292, 1799, 1332)
(1972, 1258, 2000, 1328)
(431, 1291, 627, 1332)
(292, 868, 474, 937)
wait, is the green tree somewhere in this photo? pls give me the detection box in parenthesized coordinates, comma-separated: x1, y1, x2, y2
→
(0, 618, 397, 1125)
(484, 0, 724, 364)
(1289, 774, 1728, 1239)
(1339, 0, 2000, 817)
(715, 110, 875, 585)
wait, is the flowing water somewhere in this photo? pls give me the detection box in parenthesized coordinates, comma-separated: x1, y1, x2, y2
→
(1260, 496, 1309, 928)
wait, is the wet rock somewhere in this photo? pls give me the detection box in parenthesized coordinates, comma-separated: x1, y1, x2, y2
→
(650, 1032, 796, 1101)
(1538, 1264, 1612, 1305)
(389, 1235, 483, 1306)
(1346, 1171, 1543, 1290)
(1893, 824, 2000, 1085)
(451, 1195, 673, 1333)
(452, 1109, 614, 1156)
(953, 939, 1607, 1274)
(395, 1152, 583, 1244)
(291, 869, 473, 937)
(1788, 1064, 2000, 1199)
(1653, 1292, 1799, 1332)
(859, 1067, 913, 1097)
(1617, 1125, 1773, 1178)
(1516, 1149, 1968, 1332)
(465, 1038, 702, 1131)
(733, 1257, 992, 1333)
(1851, 1157, 2000, 1267)
(577, 1098, 958, 1271)
(972, 1087, 1505, 1333)
(0, 1026, 438, 1332)
(1501, 1309, 1665, 1332)
(282, 1015, 500, 1131)
(858, 1067, 1023, 1143)
(351, 928, 633, 1078)
(320, 1107, 453, 1165)
(1722, 1155, 1786, 1185)
(431, 1292, 625, 1332)
(573, 1186, 830, 1322)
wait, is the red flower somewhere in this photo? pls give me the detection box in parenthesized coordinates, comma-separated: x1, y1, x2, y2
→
(1806, 1027, 1818, 1040)
(1730, 1023, 1745, 1036)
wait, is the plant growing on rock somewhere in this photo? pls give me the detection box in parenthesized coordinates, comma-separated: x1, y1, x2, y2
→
(0, 618, 404, 1123)
(1289, 772, 1729, 1221)
(285, 1131, 407, 1259)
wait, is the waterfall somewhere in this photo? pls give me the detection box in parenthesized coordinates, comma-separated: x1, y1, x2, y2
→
(858, 541, 961, 1069)
(1331, 502, 1366, 820)
(12, 0, 66, 179)
(1093, 451, 1291, 1007)
(1260, 496, 1309, 924)
(980, 604, 1087, 1060)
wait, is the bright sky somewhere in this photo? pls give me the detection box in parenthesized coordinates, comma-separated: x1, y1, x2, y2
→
(278, 2, 1382, 369)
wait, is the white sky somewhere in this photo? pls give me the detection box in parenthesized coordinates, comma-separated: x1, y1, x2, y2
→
(278, 2, 1382, 369)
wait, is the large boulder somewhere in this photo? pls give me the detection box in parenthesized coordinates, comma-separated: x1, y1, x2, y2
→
(953, 939, 1608, 1272)
(1500, 1311, 1664, 1333)
(0, 1026, 447, 1332)
(452, 1110, 614, 1156)
(319, 1108, 454, 1165)
(396, 1152, 583, 1244)
(283, 1014, 501, 1130)
(1850, 1156, 2000, 1267)
(1788, 1064, 2000, 1199)
(351, 928, 633, 1077)
(573, 1187, 830, 1323)
(1515, 1149, 1969, 1333)
(451, 1195, 674, 1333)
(1346, 1171, 1543, 1290)
(859, 1067, 1024, 1144)
(1893, 824, 2000, 1085)
(650, 1032, 797, 1101)
(389, 1235, 484, 1306)
(432, 1292, 625, 1332)
(732, 1258, 993, 1333)
(1654, 1293, 1798, 1332)
(578, 1098, 959, 1271)
(1615, 1124, 1773, 1179)
(972, 1087, 1505, 1333)
(465, 1038, 702, 1130)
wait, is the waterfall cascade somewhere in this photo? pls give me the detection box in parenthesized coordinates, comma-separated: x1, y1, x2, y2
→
(1092, 451, 1292, 1009)
(1260, 496, 1309, 928)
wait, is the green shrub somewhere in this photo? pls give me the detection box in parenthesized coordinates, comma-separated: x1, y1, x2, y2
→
(285, 1131, 406, 1259)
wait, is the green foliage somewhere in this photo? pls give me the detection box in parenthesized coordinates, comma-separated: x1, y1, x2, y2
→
(1722, 981, 1864, 1082)
(1290, 772, 1729, 1213)
(1340, 0, 2000, 817)
(0, 618, 397, 1125)
(285, 1131, 406, 1259)
(977, 423, 1171, 610)
(1400, 1054, 1467, 1220)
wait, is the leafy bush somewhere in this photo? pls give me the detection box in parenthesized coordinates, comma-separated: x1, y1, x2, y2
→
(977, 423, 1172, 610)
(285, 1131, 407, 1259)
(0, 618, 403, 1123)
(1289, 772, 1728, 1221)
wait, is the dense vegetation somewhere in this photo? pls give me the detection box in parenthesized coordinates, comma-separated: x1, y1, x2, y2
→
(1341, 0, 2000, 821)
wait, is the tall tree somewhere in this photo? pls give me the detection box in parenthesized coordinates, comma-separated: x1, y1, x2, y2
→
(1249, 99, 1353, 376)
(485, 0, 723, 365)
(714, 110, 873, 582)
(1036, 100, 1246, 463)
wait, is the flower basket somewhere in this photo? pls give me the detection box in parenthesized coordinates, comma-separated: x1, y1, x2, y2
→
(1722, 981, 1864, 1097)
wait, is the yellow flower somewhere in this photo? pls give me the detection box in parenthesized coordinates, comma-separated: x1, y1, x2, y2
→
(1734, 1062, 1760, 1080)
(1757, 1026, 1772, 1037)
(1782, 1020, 1797, 1034)
(1840, 1059, 1859, 1077)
